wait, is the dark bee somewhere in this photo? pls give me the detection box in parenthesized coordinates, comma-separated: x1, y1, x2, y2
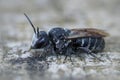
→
(24, 13, 109, 61)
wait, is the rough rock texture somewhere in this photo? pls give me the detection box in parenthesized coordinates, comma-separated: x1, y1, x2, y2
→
(0, 0, 120, 80)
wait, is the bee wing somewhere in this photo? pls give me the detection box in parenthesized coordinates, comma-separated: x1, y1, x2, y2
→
(66, 28, 109, 39)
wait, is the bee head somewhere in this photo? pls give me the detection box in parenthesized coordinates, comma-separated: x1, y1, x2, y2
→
(31, 29, 49, 49)
(24, 13, 49, 49)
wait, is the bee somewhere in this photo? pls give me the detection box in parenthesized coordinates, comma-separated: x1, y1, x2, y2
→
(24, 13, 109, 61)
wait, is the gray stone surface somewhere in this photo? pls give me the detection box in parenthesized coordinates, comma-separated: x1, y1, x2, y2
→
(0, 0, 120, 80)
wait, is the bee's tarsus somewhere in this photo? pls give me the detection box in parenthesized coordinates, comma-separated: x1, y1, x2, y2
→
(23, 47, 31, 53)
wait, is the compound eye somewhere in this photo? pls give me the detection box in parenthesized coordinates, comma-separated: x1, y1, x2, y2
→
(34, 37, 46, 48)
(38, 38, 45, 44)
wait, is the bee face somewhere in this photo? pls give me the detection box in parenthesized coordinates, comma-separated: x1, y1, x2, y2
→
(31, 31, 49, 49)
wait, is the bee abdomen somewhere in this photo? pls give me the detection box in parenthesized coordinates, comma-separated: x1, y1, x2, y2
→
(93, 37, 105, 52)
(72, 37, 105, 52)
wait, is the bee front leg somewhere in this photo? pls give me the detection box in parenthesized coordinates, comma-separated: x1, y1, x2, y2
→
(43, 45, 53, 60)
(23, 46, 32, 53)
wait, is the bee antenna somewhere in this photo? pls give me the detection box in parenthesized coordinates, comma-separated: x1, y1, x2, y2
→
(37, 27, 39, 36)
(24, 13, 36, 34)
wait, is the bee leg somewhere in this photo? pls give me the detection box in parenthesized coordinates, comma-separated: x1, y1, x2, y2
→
(105, 53, 112, 62)
(63, 56, 67, 63)
(43, 46, 51, 61)
(78, 47, 104, 62)
(23, 46, 32, 53)
(77, 53, 86, 62)
(100, 53, 112, 62)
(56, 53, 59, 59)
(89, 52, 104, 62)
(63, 48, 73, 63)
(56, 53, 61, 60)
(40, 51, 46, 61)
(54, 50, 60, 60)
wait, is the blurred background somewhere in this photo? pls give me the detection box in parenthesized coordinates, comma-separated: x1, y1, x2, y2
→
(0, 0, 120, 80)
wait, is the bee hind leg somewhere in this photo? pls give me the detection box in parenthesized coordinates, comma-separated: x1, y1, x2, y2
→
(78, 47, 104, 62)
